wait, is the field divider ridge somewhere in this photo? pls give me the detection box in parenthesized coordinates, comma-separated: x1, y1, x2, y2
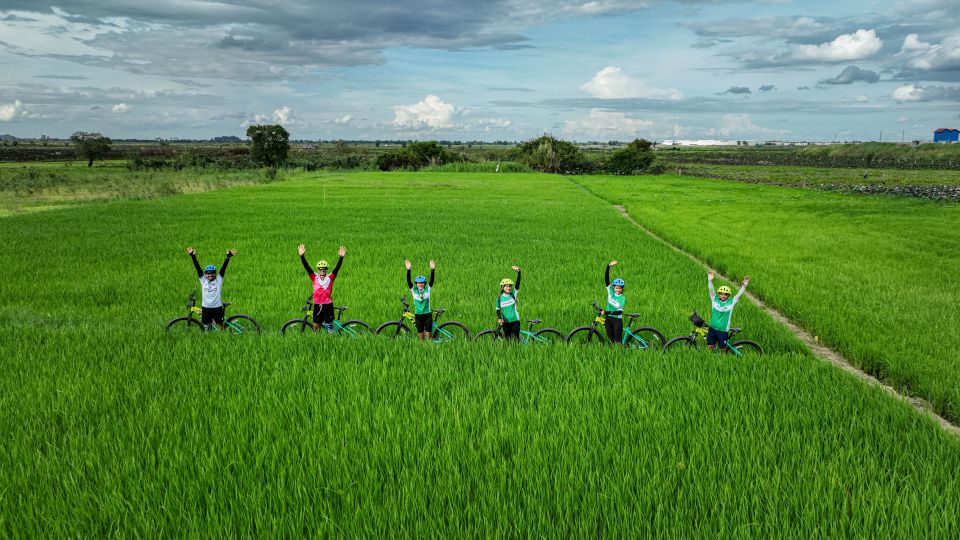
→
(566, 176, 959, 436)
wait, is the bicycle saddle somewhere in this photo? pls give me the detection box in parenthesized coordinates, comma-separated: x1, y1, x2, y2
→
(527, 319, 542, 324)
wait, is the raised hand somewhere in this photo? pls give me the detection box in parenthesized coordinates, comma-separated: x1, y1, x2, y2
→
(338, 245, 346, 257)
(742, 276, 750, 286)
(186, 247, 196, 256)
(511, 265, 520, 272)
(609, 260, 618, 267)
(226, 249, 237, 257)
(708, 271, 715, 280)
(404, 259, 412, 270)
(429, 260, 436, 269)
(298, 244, 306, 256)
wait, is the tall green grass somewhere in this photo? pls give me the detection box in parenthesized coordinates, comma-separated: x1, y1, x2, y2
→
(2, 171, 959, 535)
(422, 161, 532, 173)
(577, 174, 960, 420)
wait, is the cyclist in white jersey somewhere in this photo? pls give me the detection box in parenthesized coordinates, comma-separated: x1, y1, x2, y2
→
(187, 247, 236, 330)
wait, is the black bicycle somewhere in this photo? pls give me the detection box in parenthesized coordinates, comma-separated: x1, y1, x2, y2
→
(375, 296, 471, 342)
(566, 302, 665, 349)
(664, 309, 763, 355)
(165, 290, 261, 334)
(280, 296, 372, 336)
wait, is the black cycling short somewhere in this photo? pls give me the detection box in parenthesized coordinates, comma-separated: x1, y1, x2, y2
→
(604, 316, 624, 344)
(502, 320, 521, 340)
(706, 326, 729, 348)
(414, 313, 433, 333)
(313, 303, 335, 324)
(201, 306, 225, 325)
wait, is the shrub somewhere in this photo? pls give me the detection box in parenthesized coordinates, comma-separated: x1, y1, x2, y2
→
(515, 135, 586, 173)
(605, 139, 655, 175)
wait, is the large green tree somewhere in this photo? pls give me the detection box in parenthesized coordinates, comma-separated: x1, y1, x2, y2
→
(70, 131, 112, 167)
(246, 125, 290, 167)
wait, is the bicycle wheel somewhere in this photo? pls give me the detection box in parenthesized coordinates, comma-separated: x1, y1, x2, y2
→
(474, 329, 502, 341)
(566, 326, 605, 345)
(341, 320, 372, 337)
(533, 328, 566, 344)
(434, 321, 471, 343)
(226, 314, 262, 335)
(665, 336, 697, 350)
(376, 321, 412, 337)
(729, 340, 763, 356)
(165, 316, 201, 333)
(626, 326, 666, 351)
(281, 319, 313, 335)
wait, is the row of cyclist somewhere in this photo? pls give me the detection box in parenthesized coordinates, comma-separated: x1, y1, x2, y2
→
(173, 245, 758, 353)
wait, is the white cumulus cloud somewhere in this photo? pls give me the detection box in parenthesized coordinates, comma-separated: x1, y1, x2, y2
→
(111, 103, 131, 113)
(333, 114, 353, 124)
(892, 84, 960, 102)
(898, 33, 960, 71)
(273, 106, 292, 125)
(792, 29, 882, 62)
(0, 99, 24, 121)
(580, 66, 682, 100)
(393, 94, 457, 130)
(563, 109, 654, 138)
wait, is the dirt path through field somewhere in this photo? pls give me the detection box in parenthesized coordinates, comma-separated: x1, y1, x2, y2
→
(578, 184, 959, 435)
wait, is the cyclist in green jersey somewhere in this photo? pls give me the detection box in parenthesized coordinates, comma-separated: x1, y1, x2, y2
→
(496, 265, 522, 340)
(405, 259, 436, 341)
(603, 260, 626, 343)
(707, 271, 749, 351)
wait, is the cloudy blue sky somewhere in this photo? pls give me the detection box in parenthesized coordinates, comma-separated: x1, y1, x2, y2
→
(0, 0, 958, 141)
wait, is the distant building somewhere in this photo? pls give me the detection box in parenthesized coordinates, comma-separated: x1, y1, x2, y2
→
(934, 128, 959, 143)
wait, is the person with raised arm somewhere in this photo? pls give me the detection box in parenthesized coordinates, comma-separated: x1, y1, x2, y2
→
(707, 271, 749, 351)
(496, 265, 522, 341)
(186, 247, 236, 330)
(299, 244, 345, 333)
(603, 260, 627, 344)
(405, 259, 436, 341)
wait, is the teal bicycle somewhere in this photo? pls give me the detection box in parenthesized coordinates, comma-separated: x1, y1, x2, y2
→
(280, 296, 372, 337)
(375, 297, 471, 342)
(165, 290, 262, 334)
(566, 302, 665, 349)
(475, 319, 565, 344)
(664, 309, 763, 356)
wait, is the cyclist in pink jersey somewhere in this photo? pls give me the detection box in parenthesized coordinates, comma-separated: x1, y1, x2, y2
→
(298, 244, 345, 332)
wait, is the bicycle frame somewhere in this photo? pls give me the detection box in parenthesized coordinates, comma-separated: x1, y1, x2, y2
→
(587, 302, 653, 348)
(688, 312, 749, 356)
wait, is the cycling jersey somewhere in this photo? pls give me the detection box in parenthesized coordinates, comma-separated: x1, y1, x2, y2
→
(605, 285, 625, 319)
(498, 292, 519, 323)
(199, 274, 224, 308)
(311, 273, 337, 305)
(411, 285, 431, 315)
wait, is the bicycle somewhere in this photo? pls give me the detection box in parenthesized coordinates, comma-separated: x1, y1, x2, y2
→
(375, 296, 471, 342)
(565, 302, 665, 349)
(165, 290, 262, 334)
(475, 318, 565, 344)
(280, 296, 372, 337)
(664, 309, 763, 355)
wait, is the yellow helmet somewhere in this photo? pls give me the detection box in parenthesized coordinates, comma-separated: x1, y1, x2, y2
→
(717, 285, 732, 295)
(500, 278, 514, 287)
(316, 260, 329, 269)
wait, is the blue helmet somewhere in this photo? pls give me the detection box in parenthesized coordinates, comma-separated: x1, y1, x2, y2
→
(414, 275, 427, 283)
(204, 264, 216, 273)
(612, 278, 625, 287)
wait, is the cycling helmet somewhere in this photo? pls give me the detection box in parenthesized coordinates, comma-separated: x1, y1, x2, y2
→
(316, 260, 329, 269)
(414, 275, 427, 283)
(717, 285, 732, 295)
(612, 278, 625, 287)
(204, 264, 216, 273)
(500, 278, 514, 287)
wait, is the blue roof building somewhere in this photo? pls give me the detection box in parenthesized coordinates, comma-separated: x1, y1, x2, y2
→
(934, 128, 959, 143)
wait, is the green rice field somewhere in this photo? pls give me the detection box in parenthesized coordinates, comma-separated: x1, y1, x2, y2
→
(2, 170, 958, 536)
